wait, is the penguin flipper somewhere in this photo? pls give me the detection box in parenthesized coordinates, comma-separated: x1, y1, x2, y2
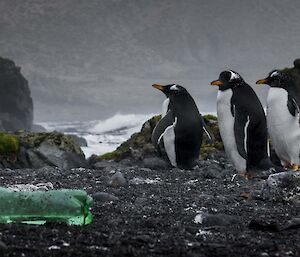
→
(151, 110, 175, 147)
(200, 116, 214, 142)
(233, 110, 248, 160)
(287, 95, 300, 123)
(287, 95, 298, 116)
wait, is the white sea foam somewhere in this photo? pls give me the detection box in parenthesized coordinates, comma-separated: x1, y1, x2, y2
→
(88, 113, 153, 134)
(38, 113, 154, 158)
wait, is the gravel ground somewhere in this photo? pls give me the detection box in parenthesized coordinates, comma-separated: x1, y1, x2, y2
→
(0, 159, 299, 257)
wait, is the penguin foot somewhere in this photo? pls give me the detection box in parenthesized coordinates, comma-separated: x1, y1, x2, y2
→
(242, 172, 256, 180)
(281, 161, 291, 170)
(291, 164, 299, 171)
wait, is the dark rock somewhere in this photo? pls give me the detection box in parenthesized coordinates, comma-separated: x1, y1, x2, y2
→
(249, 218, 300, 232)
(31, 124, 47, 132)
(281, 218, 300, 231)
(134, 197, 148, 205)
(92, 160, 119, 170)
(0, 240, 7, 252)
(0, 132, 89, 169)
(27, 133, 88, 169)
(141, 157, 170, 170)
(249, 219, 280, 232)
(68, 135, 88, 147)
(0, 168, 15, 175)
(0, 57, 33, 131)
(195, 212, 240, 227)
(93, 192, 119, 202)
(198, 193, 215, 202)
(107, 171, 127, 187)
(259, 171, 300, 203)
(197, 162, 224, 179)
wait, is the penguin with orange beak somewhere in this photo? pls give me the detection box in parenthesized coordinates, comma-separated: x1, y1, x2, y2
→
(211, 70, 273, 177)
(151, 84, 212, 169)
(256, 70, 300, 171)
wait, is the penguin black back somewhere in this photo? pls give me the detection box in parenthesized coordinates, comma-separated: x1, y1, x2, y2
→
(232, 83, 269, 170)
(168, 86, 203, 168)
(152, 84, 205, 169)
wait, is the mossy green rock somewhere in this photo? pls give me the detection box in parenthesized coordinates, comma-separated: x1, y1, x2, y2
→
(201, 115, 224, 160)
(16, 132, 83, 156)
(0, 133, 19, 156)
(98, 114, 223, 161)
(0, 131, 87, 169)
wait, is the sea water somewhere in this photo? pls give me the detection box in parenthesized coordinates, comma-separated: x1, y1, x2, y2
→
(38, 113, 154, 158)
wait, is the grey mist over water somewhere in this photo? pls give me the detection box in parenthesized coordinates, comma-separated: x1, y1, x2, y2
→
(1, 0, 300, 122)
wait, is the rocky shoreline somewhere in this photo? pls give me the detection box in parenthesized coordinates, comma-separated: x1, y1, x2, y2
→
(0, 158, 299, 257)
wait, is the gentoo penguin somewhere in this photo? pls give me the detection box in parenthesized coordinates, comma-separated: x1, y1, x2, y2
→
(151, 84, 212, 169)
(256, 70, 300, 171)
(211, 70, 272, 175)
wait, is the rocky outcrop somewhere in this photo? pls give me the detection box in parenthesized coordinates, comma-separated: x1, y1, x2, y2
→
(96, 115, 160, 162)
(0, 132, 88, 169)
(281, 58, 300, 83)
(201, 115, 224, 160)
(0, 57, 33, 131)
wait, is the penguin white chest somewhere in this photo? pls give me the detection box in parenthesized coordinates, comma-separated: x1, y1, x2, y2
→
(217, 90, 246, 172)
(162, 98, 170, 117)
(267, 88, 300, 165)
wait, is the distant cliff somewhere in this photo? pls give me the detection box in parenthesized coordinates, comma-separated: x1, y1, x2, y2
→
(0, 57, 33, 131)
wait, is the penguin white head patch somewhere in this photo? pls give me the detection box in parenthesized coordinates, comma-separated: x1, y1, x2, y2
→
(270, 71, 279, 78)
(170, 84, 179, 91)
(229, 70, 241, 81)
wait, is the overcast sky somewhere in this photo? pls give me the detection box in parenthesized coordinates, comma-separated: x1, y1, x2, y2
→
(1, 0, 300, 121)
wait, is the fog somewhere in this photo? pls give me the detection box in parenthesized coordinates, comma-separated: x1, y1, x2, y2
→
(1, 0, 300, 121)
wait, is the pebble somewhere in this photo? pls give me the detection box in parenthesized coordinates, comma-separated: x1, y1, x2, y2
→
(107, 171, 127, 187)
(93, 192, 119, 202)
(194, 212, 240, 226)
(0, 241, 7, 251)
(141, 157, 170, 170)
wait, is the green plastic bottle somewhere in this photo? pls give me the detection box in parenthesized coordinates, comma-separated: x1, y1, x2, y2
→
(0, 187, 93, 225)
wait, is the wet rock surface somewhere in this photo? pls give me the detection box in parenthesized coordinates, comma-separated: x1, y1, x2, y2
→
(256, 171, 300, 204)
(0, 132, 89, 170)
(0, 161, 299, 257)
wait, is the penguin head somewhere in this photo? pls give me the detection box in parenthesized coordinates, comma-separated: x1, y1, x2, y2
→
(152, 84, 188, 98)
(256, 70, 294, 89)
(210, 70, 244, 91)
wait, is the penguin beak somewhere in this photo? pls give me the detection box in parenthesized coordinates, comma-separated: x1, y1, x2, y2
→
(256, 79, 268, 85)
(152, 84, 165, 91)
(210, 80, 223, 86)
